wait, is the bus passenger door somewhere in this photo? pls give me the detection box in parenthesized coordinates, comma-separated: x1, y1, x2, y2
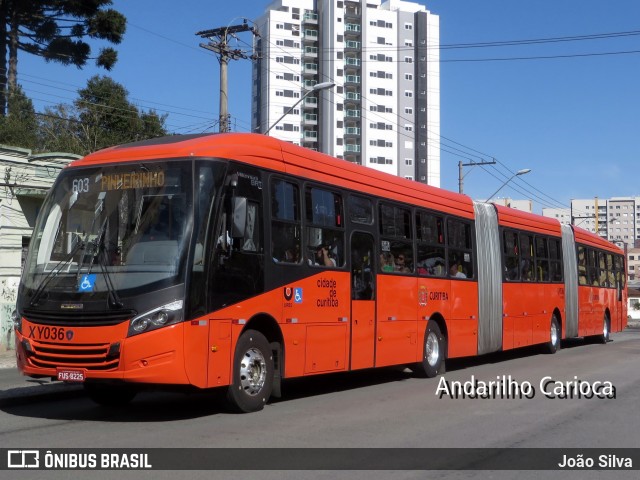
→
(350, 232, 376, 370)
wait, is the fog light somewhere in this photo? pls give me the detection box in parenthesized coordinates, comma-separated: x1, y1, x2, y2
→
(21, 339, 33, 354)
(107, 342, 121, 358)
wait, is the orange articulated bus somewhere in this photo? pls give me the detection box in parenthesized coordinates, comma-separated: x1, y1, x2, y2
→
(13, 133, 627, 412)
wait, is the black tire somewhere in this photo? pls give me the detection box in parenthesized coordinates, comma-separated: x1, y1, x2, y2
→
(227, 329, 274, 413)
(414, 320, 446, 378)
(597, 314, 611, 344)
(84, 383, 137, 406)
(545, 315, 561, 354)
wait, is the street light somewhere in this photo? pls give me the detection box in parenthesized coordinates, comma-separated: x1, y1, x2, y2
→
(485, 168, 531, 202)
(263, 81, 335, 135)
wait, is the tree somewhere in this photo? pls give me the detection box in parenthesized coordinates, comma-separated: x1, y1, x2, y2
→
(39, 75, 168, 156)
(0, 84, 37, 149)
(0, 0, 126, 115)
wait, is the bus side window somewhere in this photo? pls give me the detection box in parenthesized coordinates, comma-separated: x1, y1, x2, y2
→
(577, 246, 588, 285)
(379, 203, 413, 274)
(416, 210, 445, 277)
(271, 179, 301, 264)
(549, 238, 563, 282)
(447, 218, 473, 279)
(305, 186, 344, 268)
(535, 236, 550, 282)
(519, 233, 534, 282)
(588, 248, 600, 286)
(503, 230, 519, 281)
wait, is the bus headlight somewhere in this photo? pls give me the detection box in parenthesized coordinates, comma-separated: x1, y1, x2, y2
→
(127, 300, 183, 337)
(11, 310, 21, 333)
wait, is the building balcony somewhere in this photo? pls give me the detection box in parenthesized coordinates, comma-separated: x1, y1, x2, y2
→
(345, 23, 361, 33)
(344, 5, 361, 20)
(304, 130, 318, 140)
(304, 96, 318, 109)
(345, 75, 361, 84)
(304, 29, 318, 43)
(345, 40, 361, 50)
(304, 63, 318, 74)
(345, 109, 361, 118)
(303, 11, 318, 24)
(344, 127, 361, 136)
(303, 46, 318, 58)
(303, 113, 318, 126)
(304, 79, 318, 90)
(345, 144, 361, 153)
(345, 92, 361, 101)
(345, 57, 361, 67)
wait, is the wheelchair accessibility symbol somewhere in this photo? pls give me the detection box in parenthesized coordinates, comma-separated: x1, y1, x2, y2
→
(78, 274, 97, 293)
(294, 288, 303, 303)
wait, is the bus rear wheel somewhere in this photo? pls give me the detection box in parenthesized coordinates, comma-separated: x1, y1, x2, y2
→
(597, 314, 611, 344)
(413, 320, 446, 378)
(227, 329, 274, 413)
(545, 315, 561, 354)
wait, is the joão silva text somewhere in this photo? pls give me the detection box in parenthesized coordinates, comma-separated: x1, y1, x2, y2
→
(559, 454, 632, 469)
(435, 375, 616, 399)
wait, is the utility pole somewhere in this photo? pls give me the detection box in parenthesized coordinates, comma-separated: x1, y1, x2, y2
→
(196, 20, 259, 133)
(458, 159, 497, 194)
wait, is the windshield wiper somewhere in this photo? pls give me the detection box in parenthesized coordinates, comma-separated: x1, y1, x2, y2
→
(78, 217, 124, 310)
(29, 239, 86, 307)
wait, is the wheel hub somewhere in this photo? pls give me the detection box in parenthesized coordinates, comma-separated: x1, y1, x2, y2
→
(426, 331, 440, 367)
(239, 347, 267, 396)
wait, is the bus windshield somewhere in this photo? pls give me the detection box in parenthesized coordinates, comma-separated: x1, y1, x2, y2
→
(23, 161, 194, 304)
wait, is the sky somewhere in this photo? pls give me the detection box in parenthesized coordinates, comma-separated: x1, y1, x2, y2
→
(18, 0, 640, 214)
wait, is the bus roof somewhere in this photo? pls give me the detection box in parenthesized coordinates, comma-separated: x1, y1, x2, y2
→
(494, 204, 562, 237)
(72, 133, 476, 219)
(70, 133, 624, 255)
(573, 225, 623, 253)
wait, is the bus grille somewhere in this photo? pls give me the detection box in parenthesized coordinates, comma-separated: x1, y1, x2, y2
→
(27, 340, 120, 371)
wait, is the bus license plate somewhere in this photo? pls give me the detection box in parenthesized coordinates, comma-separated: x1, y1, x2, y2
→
(56, 369, 85, 383)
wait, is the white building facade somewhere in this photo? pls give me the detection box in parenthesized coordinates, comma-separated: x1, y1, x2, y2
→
(541, 207, 571, 224)
(252, 0, 441, 186)
(569, 197, 640, 249)
(0, 145, 78, 350)
(490, 198, 533, 213)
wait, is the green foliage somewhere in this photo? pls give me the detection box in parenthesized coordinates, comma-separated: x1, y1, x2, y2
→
(0, 85, 38, 149)
(38, 75, 168, 156)
(1, 0, 127, 114)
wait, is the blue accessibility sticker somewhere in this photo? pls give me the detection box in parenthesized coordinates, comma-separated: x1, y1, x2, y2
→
(294, 288, 303, 303)
(78, 274, 97, 293)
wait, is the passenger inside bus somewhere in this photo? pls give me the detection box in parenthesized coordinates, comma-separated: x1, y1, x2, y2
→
(449, 261, 467, 278)
(309, 245, 336, 267)
(380, 252, 394, 272)
(394, 253, 411, 273)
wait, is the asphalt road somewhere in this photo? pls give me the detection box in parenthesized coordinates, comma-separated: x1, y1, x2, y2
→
(2, 330, 640, 480)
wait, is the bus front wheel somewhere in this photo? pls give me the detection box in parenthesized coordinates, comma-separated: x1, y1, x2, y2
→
(414, 320, 446, 378)
(227, 329, 274, 413)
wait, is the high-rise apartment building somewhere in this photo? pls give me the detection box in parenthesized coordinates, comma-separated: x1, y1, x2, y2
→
(252, 0, 440, 186)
